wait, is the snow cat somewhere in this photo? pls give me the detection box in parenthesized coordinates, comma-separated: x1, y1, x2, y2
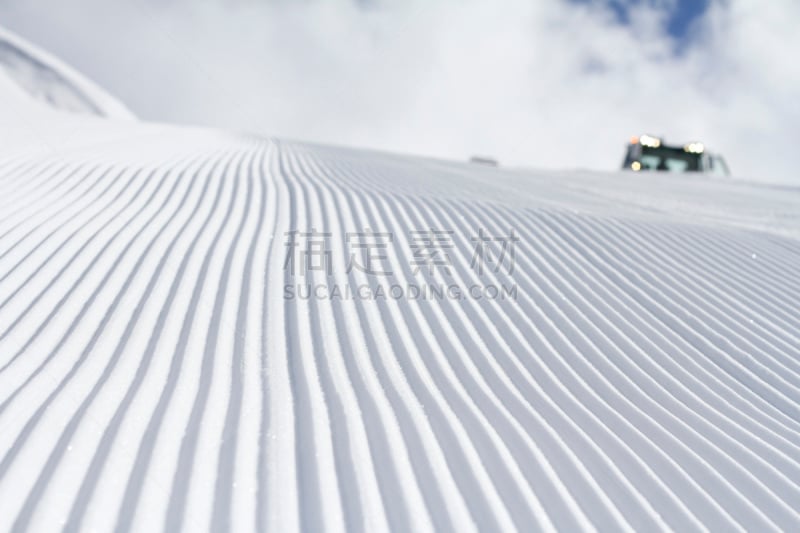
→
(622, 134, 730, 176)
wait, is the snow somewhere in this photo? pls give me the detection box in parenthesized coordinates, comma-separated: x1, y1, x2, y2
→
(1, 24, 800, 533)
(0, 26, 134, 120)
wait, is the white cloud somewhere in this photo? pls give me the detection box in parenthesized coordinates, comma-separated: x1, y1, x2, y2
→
(1, 0, 798, 183)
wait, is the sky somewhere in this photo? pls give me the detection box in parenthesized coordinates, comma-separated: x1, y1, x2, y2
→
(0, 0, 798, 183)
(572, 0, 710, 40)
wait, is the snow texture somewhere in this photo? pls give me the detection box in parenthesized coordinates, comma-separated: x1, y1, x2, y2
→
(1, 23, 800, 533)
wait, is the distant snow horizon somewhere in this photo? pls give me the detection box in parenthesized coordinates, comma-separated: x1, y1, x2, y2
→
(0, 0, 797, 184)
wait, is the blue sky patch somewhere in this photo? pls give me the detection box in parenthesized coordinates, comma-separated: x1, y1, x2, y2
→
(571, 0, 711, 40)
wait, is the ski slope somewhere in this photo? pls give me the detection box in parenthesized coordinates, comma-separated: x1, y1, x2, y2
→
(0, 26, 133, 120)
(1, 116, 799, 533)
(2, 21, 800, 533)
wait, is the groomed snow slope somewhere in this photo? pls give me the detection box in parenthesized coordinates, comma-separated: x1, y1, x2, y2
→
(1, 117, 800, 533)
(0, 26, 134, 119)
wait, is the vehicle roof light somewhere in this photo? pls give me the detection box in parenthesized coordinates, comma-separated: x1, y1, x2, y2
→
(684, 142, 705, 154)
(639, 134, 661, 148)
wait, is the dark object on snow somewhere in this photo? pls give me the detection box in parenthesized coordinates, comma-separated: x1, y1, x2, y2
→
(622, 134, 730, 176)
(470, 156, 498, 167)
